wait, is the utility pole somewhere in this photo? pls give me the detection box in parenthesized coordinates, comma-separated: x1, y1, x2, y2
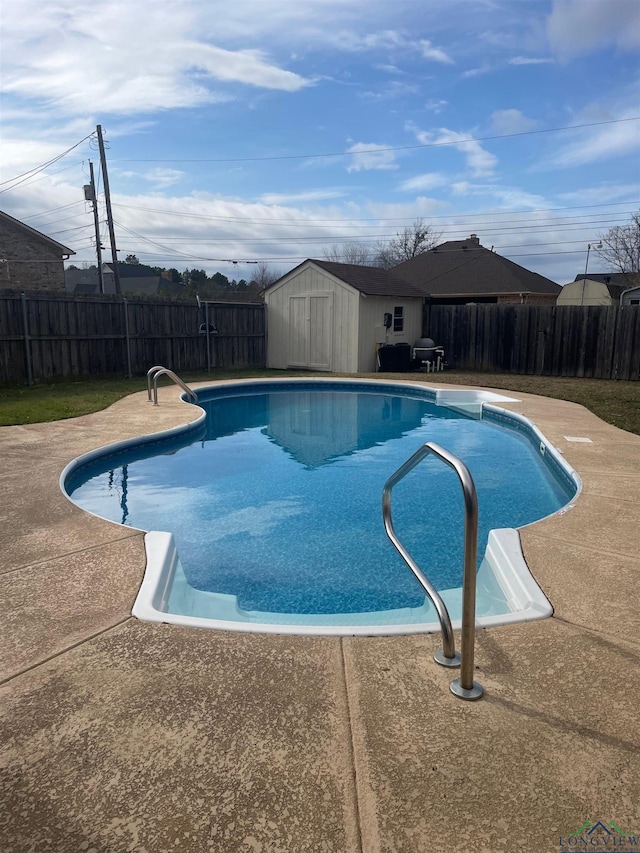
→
(96, 124, 121, 295)
(84, 160, 105, 294)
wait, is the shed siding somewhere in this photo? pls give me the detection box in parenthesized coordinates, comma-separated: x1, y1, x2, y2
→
(556, 280, 614, 306)
(266, 265, 359, 371)
(357, 296, 423, 372)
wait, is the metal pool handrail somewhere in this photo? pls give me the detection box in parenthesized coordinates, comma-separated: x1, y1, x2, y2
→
(382, 441, 484, 701)
(147, 366, 199, 406)
(146, 365, 166, 401)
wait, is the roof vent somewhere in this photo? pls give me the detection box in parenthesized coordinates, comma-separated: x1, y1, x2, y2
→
(469, 234, 480, 244)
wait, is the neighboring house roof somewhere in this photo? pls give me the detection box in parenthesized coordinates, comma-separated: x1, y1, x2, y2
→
(601, 283, 626, 301)
(573, 272, 629, 285)
(0, 209, 75, 256)
(270, 259, 425, 298)
(74, 283, 99, 295)
(103, 262, 158, 278)
(119, 277, 184, 296)
(392, 236, 561, 298)
(102, 262, 186, 296)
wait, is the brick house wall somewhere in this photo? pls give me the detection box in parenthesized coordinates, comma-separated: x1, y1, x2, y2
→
(0, 215, 71, 292)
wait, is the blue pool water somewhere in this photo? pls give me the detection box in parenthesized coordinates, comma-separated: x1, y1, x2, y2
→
(67, 382, 575, 617)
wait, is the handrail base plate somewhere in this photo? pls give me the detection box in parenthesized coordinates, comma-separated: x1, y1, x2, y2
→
(450, 679, 484, 701)
(434, 649, 461, 668)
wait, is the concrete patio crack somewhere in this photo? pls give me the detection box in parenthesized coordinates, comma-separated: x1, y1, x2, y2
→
(0, 616, 133, 687)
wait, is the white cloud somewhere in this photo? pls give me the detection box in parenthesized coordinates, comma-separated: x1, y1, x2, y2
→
(408, 124, 497, 177)
(330, 29, 407, 52)
(142, 168, 185, 189)
(460, 64, 493, 79)
(259, 189, 347, 204)
(374, 63, 404, 74)
(450, 182, 548, 210)
(425, 99, 448, 113)
(419, 39, 454, 64)
(547, 0, 640, 59)
(557, 184, 640, 204)
(361, 80, 420, 100)
(546, 112, 640, 168)
(346, 142, 398, 172)
(508, 56, 553, 66)
(0, 1, 311, 117)
(490, 109, 538, 135)
(399, 172, 447, 192)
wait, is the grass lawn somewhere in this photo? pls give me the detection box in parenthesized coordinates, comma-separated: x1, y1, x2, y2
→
(389, 370, 640, 437)
(1, 369, 639, 436)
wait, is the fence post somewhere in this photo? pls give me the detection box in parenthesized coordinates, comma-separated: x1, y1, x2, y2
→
(20, 291, 34, 386)
(205, 302, 211, 372)
(123, 297, 132, 378)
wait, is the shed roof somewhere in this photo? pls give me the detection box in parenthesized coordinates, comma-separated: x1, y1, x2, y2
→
(306, 259, 425, 298)
(392, 238, 561, 297)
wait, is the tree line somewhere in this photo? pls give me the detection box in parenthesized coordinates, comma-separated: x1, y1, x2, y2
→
(68, 257, 281, 301)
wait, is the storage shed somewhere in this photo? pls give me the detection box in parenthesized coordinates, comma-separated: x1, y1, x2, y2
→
(557, 273, 628, 306)
(264, 259, 425, 373)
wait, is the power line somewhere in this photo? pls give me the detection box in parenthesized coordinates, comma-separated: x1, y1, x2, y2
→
(0, 134, 94, 193)
(115, 215, 634, 241)
(47, 223, 95, 237)
(0, 160, 86, 195)
(111, 199, 640, 228)
(113, 219, 206, 261)
(111, 117, 640, 163)
(23, 200, 86, 221)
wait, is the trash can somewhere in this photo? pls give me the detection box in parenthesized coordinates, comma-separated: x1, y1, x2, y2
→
(394, 343, 411, 372)
(377, 345, 398, 371)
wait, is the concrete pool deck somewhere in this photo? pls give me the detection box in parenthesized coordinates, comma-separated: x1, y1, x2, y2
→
(1, 379, 639, 852)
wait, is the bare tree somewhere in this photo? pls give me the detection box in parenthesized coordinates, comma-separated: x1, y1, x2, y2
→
(322, 242, 374, 265)
(374, 219, 442, 269)
(597, 212, 640, 286)
(251, 261, 281, 290)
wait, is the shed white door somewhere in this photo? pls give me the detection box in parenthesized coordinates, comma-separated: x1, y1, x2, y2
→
(288, 294, 332, 370)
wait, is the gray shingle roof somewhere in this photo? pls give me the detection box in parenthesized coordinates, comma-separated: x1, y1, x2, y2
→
(104, 262, 159, 278)
(308, 259, 425, 298)
(392, 239, 561, 297)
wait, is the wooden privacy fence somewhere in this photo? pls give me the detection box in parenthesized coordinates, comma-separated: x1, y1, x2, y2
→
(0, 291, 266, 383)
(425, 303, 640, 380)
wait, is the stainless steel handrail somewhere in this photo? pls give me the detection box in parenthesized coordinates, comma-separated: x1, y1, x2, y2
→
(150, 367, 199, 406)
(382, 441, 484, 701)
(146, 365, 166, 401)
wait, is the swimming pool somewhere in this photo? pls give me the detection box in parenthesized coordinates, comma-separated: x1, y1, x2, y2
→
(62, 379, 580, 635)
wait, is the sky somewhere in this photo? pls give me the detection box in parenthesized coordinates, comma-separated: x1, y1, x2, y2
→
(1, 0, 639, 285)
